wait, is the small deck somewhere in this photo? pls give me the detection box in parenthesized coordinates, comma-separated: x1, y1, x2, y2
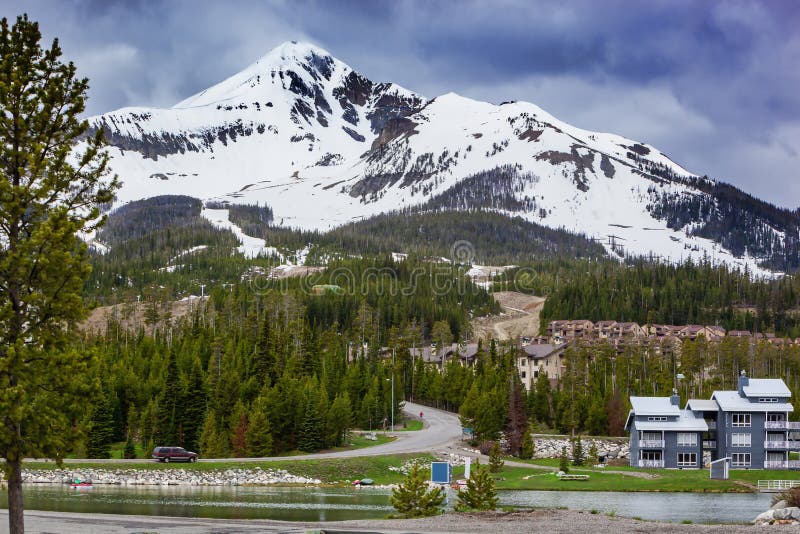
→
(757, 480, 800, 493)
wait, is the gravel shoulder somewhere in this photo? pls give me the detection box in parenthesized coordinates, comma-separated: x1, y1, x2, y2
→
(4, 509, 756, 534)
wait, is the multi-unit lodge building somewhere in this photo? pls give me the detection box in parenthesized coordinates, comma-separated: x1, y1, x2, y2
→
(626, 371, 799, 469)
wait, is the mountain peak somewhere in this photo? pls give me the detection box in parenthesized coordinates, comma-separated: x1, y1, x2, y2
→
(172, 40, 346, 109)
(262, 40, 334, 63)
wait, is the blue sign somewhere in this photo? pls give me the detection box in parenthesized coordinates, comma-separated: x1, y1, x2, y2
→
(431, 462, 451, 484)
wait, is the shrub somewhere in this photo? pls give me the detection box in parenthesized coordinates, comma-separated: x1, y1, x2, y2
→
(571, 437, 584, 466)
(391, 463, 445, 518)
(519, 428, 534, 460)
(489, 442, 505, 473)
(773, 487, 800, 507)
(559, 445, 570, 473)
(456, 461, 498, 511)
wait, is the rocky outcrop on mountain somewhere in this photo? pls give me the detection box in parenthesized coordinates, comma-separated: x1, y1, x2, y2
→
(84, 41, 797, 273)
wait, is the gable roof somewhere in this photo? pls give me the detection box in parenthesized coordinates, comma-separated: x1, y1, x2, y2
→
(742, 378, 791, 398)
(711, 390, 794, 412)
(630, 409, 709, 432)
(686, 399, 719, 412)
(629, 396, 681, 416)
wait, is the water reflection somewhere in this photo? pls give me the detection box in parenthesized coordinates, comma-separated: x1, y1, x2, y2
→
(0, 485, 772, 524)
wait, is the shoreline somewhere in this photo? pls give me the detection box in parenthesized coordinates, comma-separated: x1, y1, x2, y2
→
(2, 465, 764, 493)
(0, 508, 758, 533)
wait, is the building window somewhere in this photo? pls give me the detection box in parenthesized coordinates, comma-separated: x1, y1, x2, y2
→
(647, 416, 667, 422)
(641, 450, 662, 461)
(640, 431, 662, 442)
(759, 398, 779, 403)
(677, 433, 697, 446)
(731, 453, 751, 467)
(521, 371, 526, 379)
(519, 359, 526, 368)
(767, 413, 786, 422)
(731, 433, 751, 447)
(677, 453, 697, 467)
(732, 413, 751, 427)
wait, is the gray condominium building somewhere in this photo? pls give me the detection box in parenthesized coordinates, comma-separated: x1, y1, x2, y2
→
(626, 371, 798, 469)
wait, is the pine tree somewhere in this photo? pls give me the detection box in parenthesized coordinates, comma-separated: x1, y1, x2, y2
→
(456, 460, 498, 511)
(505, 376, 527, 455)
(298, 398, 323, 452)
(559, 446, 570, 473)
(180, 358, 207, 452)
(245, 400, 273, 457)
(0, 14, 118, 534)
(154, 350, 180, 446)
(123, 434, 137, 459)
(326, 392, 352, 447)
(488, 441, 504, 473)
(533, 371, 552, 427)
(520, 427, 534, 460)
(587, 442, 599, 466)
(390, 463, 445, 518)
(86, 393, 115, 459)
(571, 437, 584, 466)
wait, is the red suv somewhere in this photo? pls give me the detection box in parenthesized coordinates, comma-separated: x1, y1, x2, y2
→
(152, 446, 198, 463)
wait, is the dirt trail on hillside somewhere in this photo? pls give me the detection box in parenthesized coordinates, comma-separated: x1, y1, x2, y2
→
(472, 291, 546, 341)
(81, 297, 207, 335)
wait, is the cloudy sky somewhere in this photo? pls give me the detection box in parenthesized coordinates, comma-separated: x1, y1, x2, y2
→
(6, 0, 799, 207)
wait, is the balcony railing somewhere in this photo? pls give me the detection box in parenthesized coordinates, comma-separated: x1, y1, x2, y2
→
(763, 461, 800, 470)
(638, 459, 664, 468)
(765, 421, 800, 430)
(703, 440, 717, 449)
(639, 439, 665, 448)
(765, 441, 800, 450)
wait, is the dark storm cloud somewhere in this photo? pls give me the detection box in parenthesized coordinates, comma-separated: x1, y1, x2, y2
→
(2, 0, 798, 207)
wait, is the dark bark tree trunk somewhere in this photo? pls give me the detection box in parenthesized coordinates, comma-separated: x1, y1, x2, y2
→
(6, 458, 24, 534)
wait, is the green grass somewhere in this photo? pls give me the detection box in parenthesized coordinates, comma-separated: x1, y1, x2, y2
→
(496, 459, 800, 492)
(394, 420, 423, 432)
(24, 454, 435, 485)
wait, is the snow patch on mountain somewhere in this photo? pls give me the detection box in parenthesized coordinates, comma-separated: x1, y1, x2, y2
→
(200, 207, 278, 259)
(87, 41, 785, 276)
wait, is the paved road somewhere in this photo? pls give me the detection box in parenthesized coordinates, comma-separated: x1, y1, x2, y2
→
(25, 401, 462, 464)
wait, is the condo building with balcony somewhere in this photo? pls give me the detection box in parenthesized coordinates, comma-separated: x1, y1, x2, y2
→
(626, 371, 797, 469)
(626, 390, 707, 468)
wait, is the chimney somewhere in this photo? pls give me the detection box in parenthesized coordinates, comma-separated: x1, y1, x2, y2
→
(738, 370, 749, 396)
(670, 388, 680, 406)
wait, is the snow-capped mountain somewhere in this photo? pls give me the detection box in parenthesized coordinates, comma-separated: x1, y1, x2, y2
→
(86, 41, 800, 273)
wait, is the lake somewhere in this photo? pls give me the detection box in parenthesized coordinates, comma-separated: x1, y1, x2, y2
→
(0, 485, 771, 524)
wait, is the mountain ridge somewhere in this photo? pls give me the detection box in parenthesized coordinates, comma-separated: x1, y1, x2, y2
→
(84, 41, 800, 273)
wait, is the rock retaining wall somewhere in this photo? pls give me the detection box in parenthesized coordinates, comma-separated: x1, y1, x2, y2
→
(5, 467, 321, 487)
(532, 437, 629, 460)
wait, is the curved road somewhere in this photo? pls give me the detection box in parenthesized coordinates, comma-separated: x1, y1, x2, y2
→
(29, 401, 462, 464)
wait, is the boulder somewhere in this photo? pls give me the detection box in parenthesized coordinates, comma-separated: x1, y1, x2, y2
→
(771, 499, 788, 510)
(754, 510, 775, 524)
(773, 507, 793, 520)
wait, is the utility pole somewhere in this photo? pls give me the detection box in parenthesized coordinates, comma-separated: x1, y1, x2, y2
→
(391, 348, 395, 432)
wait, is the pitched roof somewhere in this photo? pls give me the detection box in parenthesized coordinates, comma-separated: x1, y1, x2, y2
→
(742, 378, 791, 398)
(522, 343, 562, 358)
(629, 396, 681, 416)
(685, 399, 719, 411)
(711, 390, 794, 412)
(631, 409, 709, 432)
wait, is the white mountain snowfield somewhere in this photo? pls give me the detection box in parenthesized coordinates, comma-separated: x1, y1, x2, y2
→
(86, 41, 778, 275)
